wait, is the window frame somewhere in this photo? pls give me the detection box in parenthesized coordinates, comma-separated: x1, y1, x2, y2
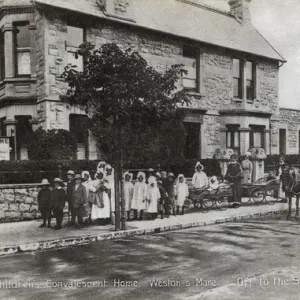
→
(14, 22, 31, 77)
(249, 125, 265, 149)
(66, 24, 86, 72)
(226, 125, 240, 154)
(246, 60, 256, 103)
(233, 58, 243, 99)
(182, 45, 200, 93)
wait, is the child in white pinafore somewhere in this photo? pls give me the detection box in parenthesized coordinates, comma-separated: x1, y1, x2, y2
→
(131, 172, 147, 221)
(175, 174, 189, 215)
(146, 177, 161, 220)
(123, 171, 134, 221)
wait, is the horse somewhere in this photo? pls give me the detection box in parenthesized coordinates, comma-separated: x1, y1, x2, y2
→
(284, 167, 300, 219)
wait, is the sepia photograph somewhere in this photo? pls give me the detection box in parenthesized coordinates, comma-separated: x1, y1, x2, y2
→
(0, 0, 298, 299)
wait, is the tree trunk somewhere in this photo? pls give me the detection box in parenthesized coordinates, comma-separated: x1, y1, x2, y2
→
(120, 148, 126, 230)
(114, 149, 121, 231)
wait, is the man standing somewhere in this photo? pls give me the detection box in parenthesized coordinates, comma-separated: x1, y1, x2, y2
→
(72, 174, 87, 229)
(50, 178, 66, 230)
(37, 179, 52, 228)
(66, 170, 75, 225)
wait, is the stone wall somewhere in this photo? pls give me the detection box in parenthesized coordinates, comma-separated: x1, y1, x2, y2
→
(271, 108, 300, 155)
(203, 115, 221, 158)
(0, 185, 40, 222)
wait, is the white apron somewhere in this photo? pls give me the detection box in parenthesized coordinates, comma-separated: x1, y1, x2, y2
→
(131, 182, 147, 211)
(146, 186, 160, 213)
(123, 181, 134, 211)
(175, 183, 189, 206)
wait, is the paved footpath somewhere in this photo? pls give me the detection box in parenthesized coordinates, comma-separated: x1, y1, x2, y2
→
(0, 200, 293, 256)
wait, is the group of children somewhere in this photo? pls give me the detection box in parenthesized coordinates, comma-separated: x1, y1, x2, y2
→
(123, 169, 190, 220)
(37, 161, 222, 228)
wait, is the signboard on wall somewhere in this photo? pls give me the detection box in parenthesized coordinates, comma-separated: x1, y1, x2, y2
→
(0, 137, 10, 160)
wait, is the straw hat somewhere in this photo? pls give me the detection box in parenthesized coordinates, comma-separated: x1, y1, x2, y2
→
(148, 168, 154, 172)
(41, 179, 50, 186)
(53, 178, 64, 186)
(67, 170, 75, 176)
(74, 174, 84, 181)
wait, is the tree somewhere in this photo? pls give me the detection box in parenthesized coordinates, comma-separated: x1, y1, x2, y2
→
(62, 42, 189, 230)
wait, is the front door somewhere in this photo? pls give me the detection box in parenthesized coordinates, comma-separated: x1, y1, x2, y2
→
(279, 129, 286, 155)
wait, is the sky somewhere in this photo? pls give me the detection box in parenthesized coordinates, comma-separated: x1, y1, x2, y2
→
(201, 0, 300, 109)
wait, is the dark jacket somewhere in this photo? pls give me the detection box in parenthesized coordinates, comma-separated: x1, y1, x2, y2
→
(225, 163, 243, 182)
(51, 188, 66, 209)
(72, 184, 87, 208)
(38, 188, 51, 208)
(66, 181, 74, 204)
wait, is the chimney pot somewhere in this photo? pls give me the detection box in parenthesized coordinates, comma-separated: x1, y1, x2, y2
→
(228, 0, 251, 24)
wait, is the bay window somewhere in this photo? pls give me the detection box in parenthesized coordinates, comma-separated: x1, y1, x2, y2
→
(249, 125, 265, 149)
(14, 22, 31, 76)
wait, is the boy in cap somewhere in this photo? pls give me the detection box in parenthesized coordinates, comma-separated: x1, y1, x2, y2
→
(37, 179, 52, 228)
(72, 174, 87, 229)
(66, 170, 75, 225)
(50, 178, 66, 230)
(157, 180, 168, 219)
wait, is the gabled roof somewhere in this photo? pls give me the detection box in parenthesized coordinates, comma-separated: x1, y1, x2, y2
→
(33, 0, 286, 62)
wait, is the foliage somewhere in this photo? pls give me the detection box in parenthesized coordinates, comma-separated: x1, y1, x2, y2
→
(61, 42, 189, 156)
(24, 128, 78, 160)
(266, 154, 300, 170)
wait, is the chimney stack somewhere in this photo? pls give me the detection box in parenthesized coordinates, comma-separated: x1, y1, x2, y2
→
(228, 0, 251, 24)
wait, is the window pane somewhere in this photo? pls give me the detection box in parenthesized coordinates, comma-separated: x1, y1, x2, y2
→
(226, 132, 231, 148)
(233, 58, 240, 78)
(246, 61, 253, 80)
(183, 46, 197, 59)
(67, 26, 84, 47)
(234, 132, 239, 148)
(246, 80, 253, 100)
(254, 132, 261, 147)
(233, 78, 240, 98)
(17, 51, 31, 75)
(0, 31, 4, 80)
(16, 24, 30, 48)
(67, 51, 83, 72)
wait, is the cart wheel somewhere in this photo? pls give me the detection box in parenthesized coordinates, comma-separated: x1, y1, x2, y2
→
(251, 188, 265, 203)
(265, 187, 278, 205)
(216, 198, 228, 211)
(201, 191, 216, 209)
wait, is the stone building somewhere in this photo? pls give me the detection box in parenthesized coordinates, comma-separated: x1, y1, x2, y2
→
(0, 0, 292, 161)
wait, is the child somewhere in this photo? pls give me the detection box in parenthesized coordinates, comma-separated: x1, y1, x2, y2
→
(175, 174, 189, 215)
(208, 176, 219, 191)
(72, 174, 87, 229)
(123, 171, 134, 221)
(267, 170, 277, 182)
(146, 177, 161, 220)
(50, 178, 66, 230)
(157, 180, 168, 219)
(131, 172, 147, 221)
(82, 171, 93, 224)
(192, 162, 209, 189)
(147, 168, 157, 185)
(37, 179, 52, 228)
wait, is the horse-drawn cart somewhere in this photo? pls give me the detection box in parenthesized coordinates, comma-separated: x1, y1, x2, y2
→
(242, 178, 280, 204)
(188, 184, 233, 211)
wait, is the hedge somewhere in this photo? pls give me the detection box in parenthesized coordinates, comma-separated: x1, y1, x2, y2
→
(0, 158, 222, 184)
(265, 154, 300, 171)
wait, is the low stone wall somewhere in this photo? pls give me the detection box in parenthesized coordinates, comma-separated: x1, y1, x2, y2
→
(0, 184, 43, 222)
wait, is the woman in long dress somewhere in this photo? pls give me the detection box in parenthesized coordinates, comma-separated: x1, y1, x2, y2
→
(277, 155, 288, 201)
(90, 170, 110, 225)
(225, 154, 243, 208)
(241, 152, 253, 184)
(175, 174, 189, 215)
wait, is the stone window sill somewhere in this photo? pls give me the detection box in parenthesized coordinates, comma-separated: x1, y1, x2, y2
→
(186, 91, 205, 97)
(233, 98, 243, 103)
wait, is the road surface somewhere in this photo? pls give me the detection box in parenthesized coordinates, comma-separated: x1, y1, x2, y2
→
(0, 216, 300, 300)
